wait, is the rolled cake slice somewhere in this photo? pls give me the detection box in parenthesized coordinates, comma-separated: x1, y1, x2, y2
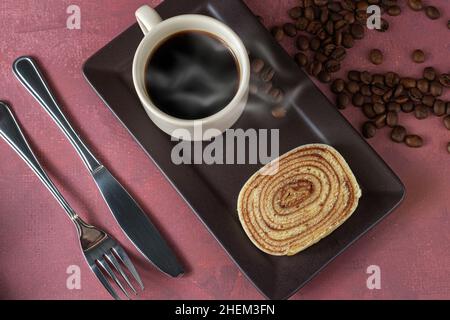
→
(237, 144, 361, 256)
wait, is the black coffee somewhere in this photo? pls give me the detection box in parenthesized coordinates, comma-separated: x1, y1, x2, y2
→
(145, 31, 240, 120)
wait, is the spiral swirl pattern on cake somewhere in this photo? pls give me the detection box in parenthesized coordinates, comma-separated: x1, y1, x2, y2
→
(237, 144, 362, 256)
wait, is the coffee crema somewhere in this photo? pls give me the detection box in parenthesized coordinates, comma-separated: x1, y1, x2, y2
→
(144, 31, 240, 120)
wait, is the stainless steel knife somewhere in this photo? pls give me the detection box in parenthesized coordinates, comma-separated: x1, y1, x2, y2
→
(13, 56, 184, 277)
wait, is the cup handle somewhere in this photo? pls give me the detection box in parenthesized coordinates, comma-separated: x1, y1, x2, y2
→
(135, 5, 163, 35)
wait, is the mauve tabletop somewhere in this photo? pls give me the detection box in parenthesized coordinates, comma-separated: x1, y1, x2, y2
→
(0, 0, 448, 300)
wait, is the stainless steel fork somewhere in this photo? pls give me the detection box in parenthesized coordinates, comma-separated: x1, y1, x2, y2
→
(0, 101, 144, 299)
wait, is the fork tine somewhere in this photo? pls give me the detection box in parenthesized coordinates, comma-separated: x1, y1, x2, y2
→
(113, 245, 144, 290)
(105, 251, 137, 295)
(97, 257, 130, 299)
(91, 263, 121, 300)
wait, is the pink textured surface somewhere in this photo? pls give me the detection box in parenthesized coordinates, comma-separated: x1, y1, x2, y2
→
(0, 0, 449, 300)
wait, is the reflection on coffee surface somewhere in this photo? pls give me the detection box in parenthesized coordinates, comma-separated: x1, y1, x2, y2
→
(145, 31, 240, 120)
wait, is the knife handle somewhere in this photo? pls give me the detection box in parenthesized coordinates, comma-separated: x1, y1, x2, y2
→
(13, 56, 102, 173)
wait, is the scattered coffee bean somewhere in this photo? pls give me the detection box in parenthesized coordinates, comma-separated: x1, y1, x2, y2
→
(362, 121, 377, 139)
(297, 36, 310, 51)
(402, 101, 415, 113)
(423, 67, 436, 81)
(408, 88, 423, 102)
(348, 70, 361, 82)
(372, 74, 385, 86)
(295, 52, 308, 67)
(353, 93, 365, 107)
(391, 126, 407, 143)
(385, 72, 399, 88)
(386, 111, 398, 127)
(361, 84, 372, 96)
(422, 95, 435, 107)
(394, 84, 404, 98)
(342, 33, 354, 48)
(363, 103, 377, 119)
(405, 135, 423, 148)
(331, 79, 345, 94)
(387, 102, 401, 113)
(408, 0, 423, 11)
(376, 18, 389, 32)
(360, 71, 373, 85)
(283, 23, 297, 37)
(417, 79, 430, 93)
(438, 74, 450, 88)
(373, 103, 386, 115)
(271, 26, 284, 41)
(288, 7, 303, 19)
(372, 84, 387, 96)
(350, 23, 364, 39)
(331, 47, 347, 61)
(401, 78, 416, 89)
(272, 106, 287, 119)
(412, 50, 425, 63)
(325, 59, 341, 73)
(337, 92, 350, 109)
(444, 115, 450, 130)
(251, 59, 265, 74)
(387, 5, 401, 16)
(425, 6, 440, 20)
(269, 88, 284, 103)
(318, 71, 331, 83)
(310, 37, 321, 51)
(261, 82, 273, 94)
(433, 100, 446, 116)
(374, 114, 387, 128)
(415, 104, 429, 119)
(369, 49, 383, 65)
(296, 17, 309, 31)
(395, 95, 409, 105)
(347, 81, 360, 94)
(261, 67, 275, 82)
(430, 81, 443, 96)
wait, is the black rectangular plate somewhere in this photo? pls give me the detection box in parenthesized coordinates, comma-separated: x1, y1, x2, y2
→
(83, 0, 405, 300)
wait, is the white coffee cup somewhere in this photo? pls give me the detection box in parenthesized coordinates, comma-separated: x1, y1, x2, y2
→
(132, 5, 250, 141)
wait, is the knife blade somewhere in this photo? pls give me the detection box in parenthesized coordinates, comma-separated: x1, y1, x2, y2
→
(13, 56, 184, 277)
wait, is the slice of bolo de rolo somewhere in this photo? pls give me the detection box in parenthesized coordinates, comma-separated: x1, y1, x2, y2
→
(237, 144, 362, 256)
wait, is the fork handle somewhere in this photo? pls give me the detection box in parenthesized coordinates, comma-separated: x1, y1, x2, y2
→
(13, 56, 102, 173)
(0, 102, 78, 221)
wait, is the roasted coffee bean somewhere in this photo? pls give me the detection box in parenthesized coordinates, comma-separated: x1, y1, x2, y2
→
(328, 2, 342, 12)
(251, 59, 265, 74)
(373, 103, 386, 115)
(394, 84, 404, 97)
(333, 19, 347, 30)
(342, 33, 355, 48)
(283, 23, 297, 37)
(261, 67, 275, 82)
(422, 95, 435, 107)
(362, 121, 377, 139)
(353, 93, 365, 107)
(372, 74, 385, 86)
(405, 135, 423, 148)
(347, 81, 360, 94)
(304, 7, 315, 20)
(408, 0, 423, 11)
(341, 0, 355, 11)
(261, 82, 273, 94)
(395, 95, 409, 105)
(331, 47, 347, 61)
(360, 71, 373, 85)
(417, 79, 429, 93)
(374, 114, 387, 129)
(343, 12, 355, 24)
(325, 59, 341, 73)
(383, 89, 393, 102)
(337, 92, 350, 109)
(323, 43, 336, 56)
(401, 78, 417, 89)
(363, 103, 377, 119)
(387, 5, 401, 16)
(271, 27, 284, 41)
(430, 81, 443, 96)
(444, 115, 450, 130)
(320, 7, 329, 23)
(315, 52, 328, 63)
(438, 74, 450, 88)
(288, 7, 303, 19)
(271, 106, 287, 119)
(325, 20, 334, 35)
(385, 72, 399, 88)
(295, 52, 309, 67)
(348, 70, 361, 82)
(376, 18, 389, 32)
(402, 101, 415, 113)
(310, 37, 321, 51)
(386, 111, 398, 128)
(296, 17, 310, 31)
(387, 102, 401, 112)
(297, 36, 310, 51)
(415, 104, 429, 119)
(269, 88, 284, 103)
(412, 50, 425, 63)
(423, 67, 436, 81)
(311, 61, 323, 77)
(318, 71, 331, 83)
(408, 88, 423, 102)
(361, 84, 372, 96)
(322, 37, 333, 46)
(372, 94, 384, 105)
(350, 23, 365, 39)
(307, 21, 322, 34)
(356, 1, 369, 11)
(425, 6, 440, 20)
(331, 79, 345, 94)
(391, 126, 407, 143)
(334, 31, 343, 46)
(433, 99, 446, 116)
